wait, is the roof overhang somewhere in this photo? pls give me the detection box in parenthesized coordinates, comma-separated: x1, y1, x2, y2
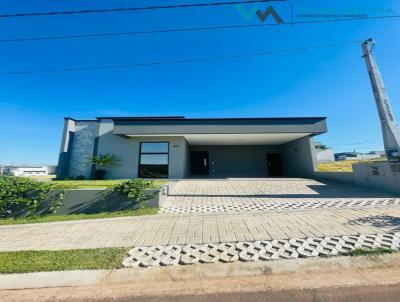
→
(111, 117, 327, 137)
(125, 132, 313, 145)
(108, 117, 327, 146)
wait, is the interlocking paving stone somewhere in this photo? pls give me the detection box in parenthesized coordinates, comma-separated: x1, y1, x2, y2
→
(122, 232, 400, 267)
(2, 207, 400, 251)
(163, 178, 395, 208)
(1, 179, 399, 252)
(160, 198, 400, 214)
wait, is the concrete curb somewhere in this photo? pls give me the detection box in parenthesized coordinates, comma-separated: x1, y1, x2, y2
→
(1, 254, 400, 290)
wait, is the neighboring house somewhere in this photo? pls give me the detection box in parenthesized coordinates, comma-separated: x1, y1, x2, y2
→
(315, 148, 335, 163)
(56, 116, 327, 179)
(1, 166, 57, 176)
(334, 152, 385, 161)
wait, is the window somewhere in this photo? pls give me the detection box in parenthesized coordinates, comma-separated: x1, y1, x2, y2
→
(139, 142, 169, 178)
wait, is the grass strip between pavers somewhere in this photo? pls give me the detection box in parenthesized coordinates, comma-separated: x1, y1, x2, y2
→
(340, 247, 398, 257)
(0, 248, 128, 274)
(0, 207, 159, 226)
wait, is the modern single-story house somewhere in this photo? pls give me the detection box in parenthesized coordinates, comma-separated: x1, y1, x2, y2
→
(56, 116, 327, 179)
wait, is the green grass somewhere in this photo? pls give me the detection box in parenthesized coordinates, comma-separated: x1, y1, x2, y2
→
(0, 248, 128, 274)
(48, 179, 167, 189)
(0, 207, 159, 226)
(341, 247, 397, 257)
(318, 159, 386, 172)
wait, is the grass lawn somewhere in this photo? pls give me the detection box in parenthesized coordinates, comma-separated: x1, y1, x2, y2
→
(0, 248, 128, 274)
(48, 179, 167, 189)
(0, 207, 159, 226)
(318, 159, 386, 172)
(340, 247, 397, 257)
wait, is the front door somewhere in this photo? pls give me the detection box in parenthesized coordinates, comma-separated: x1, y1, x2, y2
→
(191, 151, 209, 176)
(267, 153, 282, 177)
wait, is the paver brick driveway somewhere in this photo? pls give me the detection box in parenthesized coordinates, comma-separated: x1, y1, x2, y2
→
(163, 178, 394, 208)
(0, 178, 399, 252)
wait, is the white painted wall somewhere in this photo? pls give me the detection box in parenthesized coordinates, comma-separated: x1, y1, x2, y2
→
(316, 149, 335, 163)
(315, 162, 400, 195)
(96, 119, 189, 179)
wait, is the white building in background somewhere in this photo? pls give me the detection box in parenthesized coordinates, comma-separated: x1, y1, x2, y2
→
(334, 151, 385, 161)
(0, 165, 57, 176)
(315, 149, 335, 163)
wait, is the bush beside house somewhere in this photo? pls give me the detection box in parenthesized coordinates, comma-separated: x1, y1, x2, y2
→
(0, 176, 162, 222)
(0, 176, 64, 218)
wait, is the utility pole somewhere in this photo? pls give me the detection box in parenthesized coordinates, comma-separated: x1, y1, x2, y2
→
(362, 39, 400, 172)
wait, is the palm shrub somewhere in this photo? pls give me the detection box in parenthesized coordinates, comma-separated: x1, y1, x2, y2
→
(91, 154, 121, 180)
(113, 179, 158, 208)
(0, 176, 64, 218)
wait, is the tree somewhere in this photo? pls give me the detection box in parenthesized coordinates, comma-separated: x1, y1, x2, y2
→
(315, 142, 329, 150)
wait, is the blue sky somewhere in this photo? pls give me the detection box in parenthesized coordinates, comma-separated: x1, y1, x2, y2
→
(0, 0, 399, 165)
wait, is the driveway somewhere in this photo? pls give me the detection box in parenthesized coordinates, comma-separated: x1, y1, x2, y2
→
(0, 178, 399, 252)
(161, 178, 397, 213)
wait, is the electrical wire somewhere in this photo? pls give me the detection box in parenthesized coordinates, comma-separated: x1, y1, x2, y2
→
(0, 15, 399, 43)
(0, 40, 363, 75)
(0, 0, 282, 19)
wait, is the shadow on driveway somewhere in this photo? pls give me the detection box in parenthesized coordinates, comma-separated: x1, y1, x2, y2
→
(348, 215, 400, 232)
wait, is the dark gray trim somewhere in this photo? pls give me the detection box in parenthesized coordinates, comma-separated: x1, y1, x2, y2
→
(64, 117, 97, 122)
(97, 116, 185, 120)
(98, 116, 326, 122)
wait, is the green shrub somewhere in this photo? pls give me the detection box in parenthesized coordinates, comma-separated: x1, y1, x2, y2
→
(0, 176, 64, 218)
(113, 179, 158, 208)
(91, 154, 121, 180)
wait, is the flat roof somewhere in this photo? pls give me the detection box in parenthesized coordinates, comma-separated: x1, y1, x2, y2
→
(96, 116, 326, 122)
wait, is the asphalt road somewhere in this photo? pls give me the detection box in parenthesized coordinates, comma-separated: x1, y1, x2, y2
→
(92, 285, 400, 302)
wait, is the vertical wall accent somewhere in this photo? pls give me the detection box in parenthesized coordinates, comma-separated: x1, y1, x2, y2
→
(68, 121, 98, 179)
(56, 118, 76, 179)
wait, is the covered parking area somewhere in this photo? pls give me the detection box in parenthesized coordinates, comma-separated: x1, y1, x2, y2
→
(110, 116, 327, 179)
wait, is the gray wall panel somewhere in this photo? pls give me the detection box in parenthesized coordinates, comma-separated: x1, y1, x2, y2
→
(280, 136, 317, 177)
(68, 121, 98, 179)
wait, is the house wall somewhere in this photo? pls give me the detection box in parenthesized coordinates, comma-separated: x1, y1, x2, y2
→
(190, 145, 280, 177)
(280, 136, 317, 177)
(57, 118, 321, 180)
(56, 119, 98, 179)
(316, 149, 335, 163)
(56, 118, 75, 179)
(96, 119, 189, 179)
(315, 162, 400, 195)
(68, 121, 98, 179)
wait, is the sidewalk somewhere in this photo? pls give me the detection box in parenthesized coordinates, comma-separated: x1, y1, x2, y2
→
(1, 207, 400, 251)
(1, 254, 400, 301)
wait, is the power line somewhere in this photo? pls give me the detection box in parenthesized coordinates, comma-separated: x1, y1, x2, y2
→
(0, 40, 362, 75)
(1, 15, 399, 43)
(0, 0, 282, 19)
(330, 138, 382, 146)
